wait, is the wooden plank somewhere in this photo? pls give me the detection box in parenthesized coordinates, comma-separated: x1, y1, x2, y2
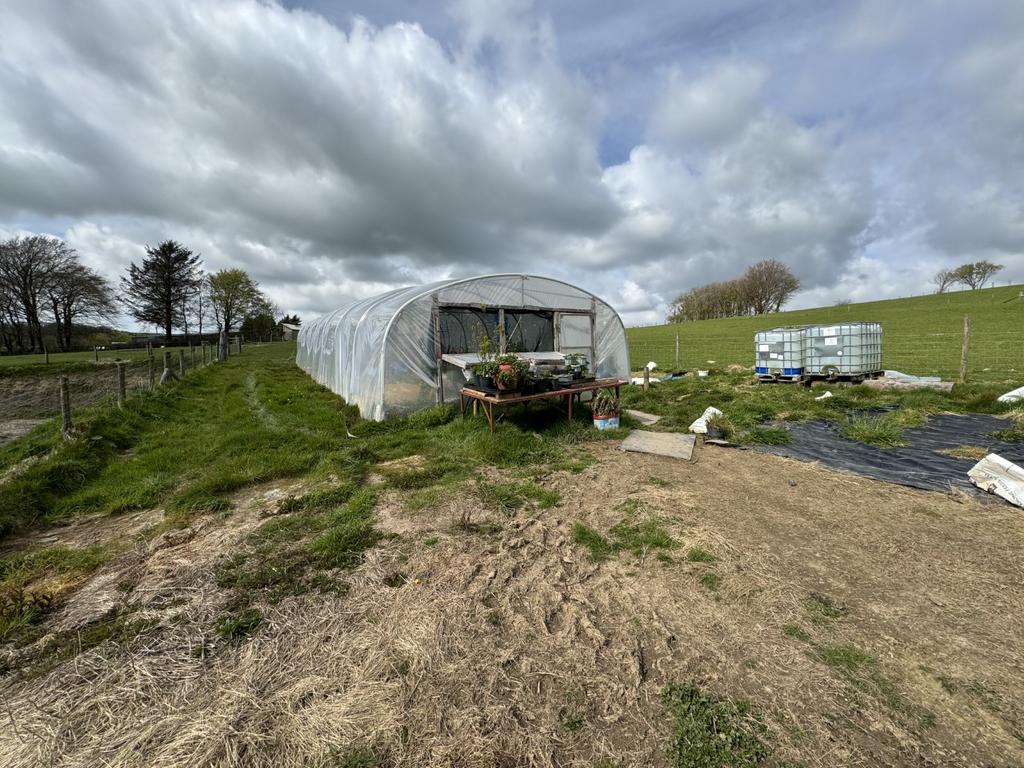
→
(619, 430, 695, 461)
(459, 378, 627, 405)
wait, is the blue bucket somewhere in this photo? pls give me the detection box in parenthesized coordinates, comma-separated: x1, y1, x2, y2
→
(593, 414, 620, 430)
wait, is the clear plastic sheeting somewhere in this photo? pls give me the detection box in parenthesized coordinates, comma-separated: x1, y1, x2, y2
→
(296, 274, 630, 421)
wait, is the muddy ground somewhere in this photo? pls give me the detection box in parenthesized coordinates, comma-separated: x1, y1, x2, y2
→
(1, 445, 1022, 767)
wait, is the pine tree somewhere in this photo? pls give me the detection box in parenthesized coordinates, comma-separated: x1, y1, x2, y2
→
(120, 241, 203, 342)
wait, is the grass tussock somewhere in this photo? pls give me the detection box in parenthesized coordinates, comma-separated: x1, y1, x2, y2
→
(936, 445, 989, 461)
(573, 500, 678, 563)
(661, 682, 771, 767)
(217, 485, 381, 602)
(215, 607, 264, 642)
(476, 479, 561, 515)
(840, 414, 906, 448)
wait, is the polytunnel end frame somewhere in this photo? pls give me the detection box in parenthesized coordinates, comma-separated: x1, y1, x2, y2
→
(376, 273, 630, 419)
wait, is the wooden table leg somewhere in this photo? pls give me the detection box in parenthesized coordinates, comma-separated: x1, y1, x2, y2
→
(486, 402, 495, 432)
(567, 393, 573, 422)
(460, 393, 466, 417)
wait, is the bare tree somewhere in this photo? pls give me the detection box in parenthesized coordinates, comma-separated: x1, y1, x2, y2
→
(0, 235, 73, 351)
(668, 259, 800, 322)
(45, 262, 117, 351)
(0, 275, 25, 353)
(933, 267, 957, 293)
(744, 259, 801, 313)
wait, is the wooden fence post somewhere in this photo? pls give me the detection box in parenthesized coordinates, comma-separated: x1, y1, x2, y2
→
(59, 376, 72, 437)
(674, 334, 680, 371)
(160, 351, 174, 384)
(178, 350, 185, 377)
(116, 362, 126, 408)
(43, 343, 49, 364)
(643, 367, 650, 393)
(190, 343, 196, 369)
(219, 330, 227, 362)
(94, 346, 99, 362)
(148, 355, 156, 389)
(959, 314, 971, 384)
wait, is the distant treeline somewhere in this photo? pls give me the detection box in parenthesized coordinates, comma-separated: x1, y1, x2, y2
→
(1, 235, 300, 355)
(668, 259, 800, 322)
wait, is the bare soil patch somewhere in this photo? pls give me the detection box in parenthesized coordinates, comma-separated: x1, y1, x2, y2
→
(1, 446, 1021, 767)
(0, 419, 46, 448)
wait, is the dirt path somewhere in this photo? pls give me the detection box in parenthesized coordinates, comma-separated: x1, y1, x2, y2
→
(1, 445, 1021, 767)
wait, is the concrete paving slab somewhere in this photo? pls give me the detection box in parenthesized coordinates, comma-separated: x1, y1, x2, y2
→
(619, 430, 695, 460)
(624, 409, 661, 425)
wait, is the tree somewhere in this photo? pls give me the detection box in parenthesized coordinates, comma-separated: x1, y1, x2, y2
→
(667, 259, 800, 322)
(208, 269, 265, 334)
(120, 241, 202, 343)
(241, 310, 277, 341)
(45, 262, 117, 351)
(954, 260, 1004, 290)
(743, 259, 800, 314)
(0, 235, 74, 351)
(933, 267, 957, 293)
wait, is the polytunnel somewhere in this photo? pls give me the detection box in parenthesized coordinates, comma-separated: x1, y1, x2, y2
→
(296, 273, 630, 420)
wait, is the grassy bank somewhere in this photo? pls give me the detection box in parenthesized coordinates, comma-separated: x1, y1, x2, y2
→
(0, 342, 620, 540)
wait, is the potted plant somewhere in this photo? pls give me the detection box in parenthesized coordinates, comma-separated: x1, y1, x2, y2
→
(564, 352, 589, 380)
(470, 360, 498, 388)
(494, 353, 527, 392)
(495, 367, 519, 392)
(591, 389, 620, 430)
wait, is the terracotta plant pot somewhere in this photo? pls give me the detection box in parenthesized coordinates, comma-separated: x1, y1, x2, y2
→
(496, 363, 519, 392)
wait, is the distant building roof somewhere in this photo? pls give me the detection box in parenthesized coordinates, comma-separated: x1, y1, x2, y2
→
(280, 323, 301, 331)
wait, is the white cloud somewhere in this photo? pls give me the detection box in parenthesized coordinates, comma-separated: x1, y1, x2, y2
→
(0, 0, 1021, 328)
(649, 62, 767, 147)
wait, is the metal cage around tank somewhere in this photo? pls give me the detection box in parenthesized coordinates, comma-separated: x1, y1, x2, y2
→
(754, 322, 883, 382)
(802, 323, 883, 378)
(755, 327, 806, 381)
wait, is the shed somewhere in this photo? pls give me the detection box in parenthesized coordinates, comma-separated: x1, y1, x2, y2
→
(280, 322, 301, 341)
(296, 273, 630, 420)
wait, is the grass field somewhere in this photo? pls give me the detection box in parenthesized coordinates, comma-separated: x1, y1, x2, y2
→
(627, 283, 1024, 382)
(0, 345, 201, 378)
(2, 343, 1023, 767)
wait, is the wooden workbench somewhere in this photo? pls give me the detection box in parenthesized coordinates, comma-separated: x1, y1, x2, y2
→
(459, 378, 627, 432)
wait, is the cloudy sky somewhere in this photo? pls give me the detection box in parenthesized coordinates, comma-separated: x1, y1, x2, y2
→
(1, 0, 1022, 327)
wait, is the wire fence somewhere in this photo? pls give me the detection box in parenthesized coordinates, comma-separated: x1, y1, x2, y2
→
(627, 329, 1024, 383)
(0, 338, 243, 438)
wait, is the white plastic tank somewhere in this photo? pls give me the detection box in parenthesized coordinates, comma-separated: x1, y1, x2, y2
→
(802, 322, 882, 377)
(755, 327, 805, 380)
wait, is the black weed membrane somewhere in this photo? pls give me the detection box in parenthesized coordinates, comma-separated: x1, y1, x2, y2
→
(757, 413, 1024, 495)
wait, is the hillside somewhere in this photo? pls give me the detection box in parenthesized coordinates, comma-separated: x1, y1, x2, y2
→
(627, 284, 1024, 382)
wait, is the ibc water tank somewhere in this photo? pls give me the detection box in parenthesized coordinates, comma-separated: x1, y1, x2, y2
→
(802, 323, 882, 377)
(754, 327, 805, 380)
